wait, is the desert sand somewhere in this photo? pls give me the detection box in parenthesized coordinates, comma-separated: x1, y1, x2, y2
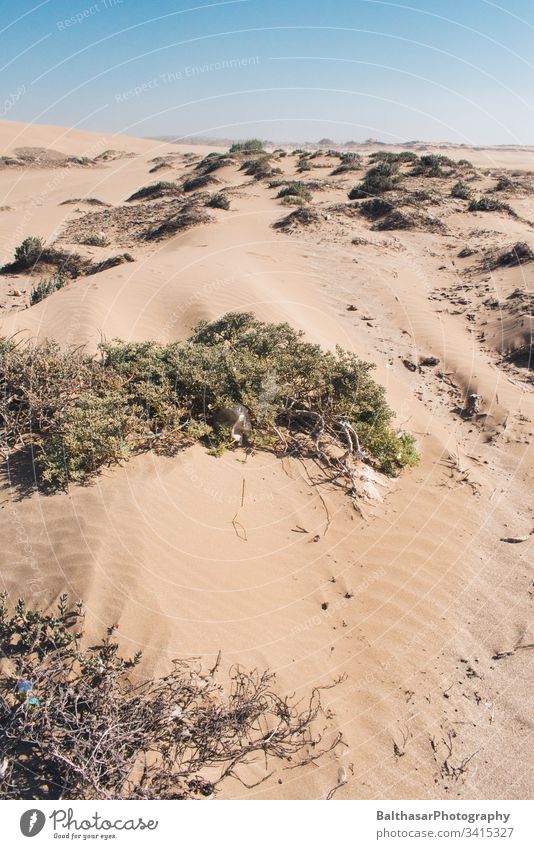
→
(0, 119, 533, 800)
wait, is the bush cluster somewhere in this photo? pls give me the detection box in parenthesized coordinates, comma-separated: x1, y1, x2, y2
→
(410, 154, 455, 178)
(0, 313, 416, 489)
(348, 162, 401, 199)
(331, 152, 363, 175)
(229, 139, 265, 154)
(369, 151, 417, 165)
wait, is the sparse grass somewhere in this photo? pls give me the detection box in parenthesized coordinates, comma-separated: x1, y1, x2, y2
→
(0, 312, 417, 490)
(281, 195, 306, 206)
(30, 273, 67, 305)
(79, 233, 110, 247)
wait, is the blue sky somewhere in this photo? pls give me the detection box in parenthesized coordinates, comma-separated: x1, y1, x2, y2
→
(1, 0, 533, 143)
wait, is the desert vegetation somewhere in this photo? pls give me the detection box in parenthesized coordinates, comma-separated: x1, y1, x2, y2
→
(276, 181, 313, 202)
(30, 273, 67, 305)
(127, 181, 181, 202)
(206, 192, 231, 210)
(0, 594, 340, 800)
(0, 312, 416, 490)
(229, 139, 265, 154)
(348, 162, 402, 198)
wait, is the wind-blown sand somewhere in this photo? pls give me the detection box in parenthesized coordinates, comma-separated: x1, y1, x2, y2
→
(0, 120, 532, 800)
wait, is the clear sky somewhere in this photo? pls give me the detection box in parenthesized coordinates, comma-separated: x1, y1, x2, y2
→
(1, 0, 533, 144)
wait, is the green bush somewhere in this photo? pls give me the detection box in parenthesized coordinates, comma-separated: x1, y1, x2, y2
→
(30, 273, 67, 305)
(348, 162, 401, 199)
(229, 139, 265, 154)
(0, 313, 417, 489)
(206, 192, 230, 210)
(13, 236, 43, 270)
(276, 181, 312, 202)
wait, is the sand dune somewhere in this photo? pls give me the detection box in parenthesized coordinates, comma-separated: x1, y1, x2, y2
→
(0, 121, 532, 800)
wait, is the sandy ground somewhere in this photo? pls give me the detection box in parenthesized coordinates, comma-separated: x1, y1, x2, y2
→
(0, 119, 533, 800)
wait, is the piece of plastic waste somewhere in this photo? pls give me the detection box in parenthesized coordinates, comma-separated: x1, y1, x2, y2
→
(16, 680, 33, 694)
(27, 696, 40, 708)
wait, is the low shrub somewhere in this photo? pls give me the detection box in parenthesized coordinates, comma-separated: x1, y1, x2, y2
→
(359, 198, 394, 220)
(206, 192, 230, 210)
(0, 594, 338, 799)
(494, 176, 514, 192)
(276, 182, 312, 202)
(241, 156, 281, 180)
(195, 154, 236, 174)
(88, 253, 135, 274)
(0, 313, 417, 489)
(181, 174, 216, 192)
(348, 162, 401, 199)
(450, 181, 472, 200)
(468, 196, 513, 213)
(127, 181, 181, 202)
(144, 208, 211, 240)
(30, 273, 67, 305)
(2, 238, 92, 278)
(410, 154, 455, 178)
(331, 152, 363, 175)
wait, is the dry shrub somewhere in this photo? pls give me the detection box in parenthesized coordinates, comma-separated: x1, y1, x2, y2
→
(0, 595, 341, 799)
